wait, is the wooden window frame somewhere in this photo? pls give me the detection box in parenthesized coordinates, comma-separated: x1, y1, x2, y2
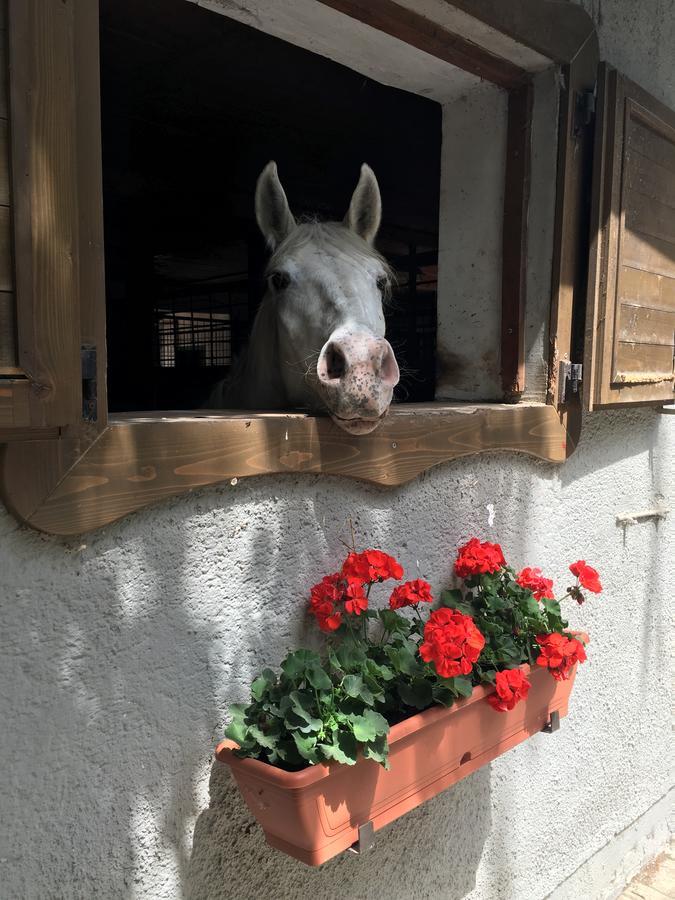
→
(0, 0, 598, 535)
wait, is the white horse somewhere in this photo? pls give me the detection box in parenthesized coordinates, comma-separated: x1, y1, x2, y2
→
(210, 162, 400, 434)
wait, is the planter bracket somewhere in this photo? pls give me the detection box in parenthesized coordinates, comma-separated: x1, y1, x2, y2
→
(542, 710, 561, 733)
(348, 821, 375, 855)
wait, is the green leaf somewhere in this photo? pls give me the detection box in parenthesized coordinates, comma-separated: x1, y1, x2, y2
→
(378, 609, 411, 634)
(287, 691, 322, 733)
(306, 664, 332, 692)
(281, 649, 320, 680)
(439, 589, 463, 608)
(224, 717, 248, 745)
(247, 724, 278, 750)
(523, 595, 541, 616)
(319, 730, 358, 766)
(452, 676, 474, 698)
(366, 660, 394, 682)
(398, 679, 433, 710)
(349, 709, 390, 742)
(336, 640, 367, 671)
(432, 683, 457, 707)
(292, 732, 319, 763)
(361, 735, 390, 769)
(342, 674, 364, 697)
(251, 668, 276, 701)
(385, 641, 421, 676)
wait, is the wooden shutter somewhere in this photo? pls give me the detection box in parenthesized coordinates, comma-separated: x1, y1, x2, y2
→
(585, 64, 675, 408)
(0, 0, 106, 441)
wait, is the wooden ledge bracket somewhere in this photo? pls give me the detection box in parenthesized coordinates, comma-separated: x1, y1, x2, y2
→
(542, 711, 560, 733)
(348, 821, 375, 855)
(0, 403, 572, 536)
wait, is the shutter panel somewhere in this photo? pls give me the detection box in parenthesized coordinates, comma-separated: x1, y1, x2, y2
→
(584, 64, 675, 409)
(0, 0, 106, 441)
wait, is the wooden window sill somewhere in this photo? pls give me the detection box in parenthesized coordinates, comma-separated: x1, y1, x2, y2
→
(0, 402, 572, 536)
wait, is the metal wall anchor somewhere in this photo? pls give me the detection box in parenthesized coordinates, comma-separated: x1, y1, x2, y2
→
(348, 821, 375, 855)
(542, 710, 560, 733)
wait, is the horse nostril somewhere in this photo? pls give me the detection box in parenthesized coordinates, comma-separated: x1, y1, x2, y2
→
(325, 343, 346, 380)
(380, 342, 400, 387)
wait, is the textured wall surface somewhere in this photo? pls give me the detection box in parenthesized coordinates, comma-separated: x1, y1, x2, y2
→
(2, 1, 674, 898)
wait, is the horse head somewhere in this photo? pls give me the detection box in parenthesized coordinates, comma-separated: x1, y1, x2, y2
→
(254, 161, 400, 435)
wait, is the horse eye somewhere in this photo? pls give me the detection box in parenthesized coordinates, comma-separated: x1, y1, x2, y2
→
(376, 275, 388, 293)
(270, 271, 291, 292)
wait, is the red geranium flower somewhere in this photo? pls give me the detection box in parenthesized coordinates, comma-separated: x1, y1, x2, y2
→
(309, 573, 344, 632)
(455, 538, 505, 579)
(535, 632, 587, 681)
(419, 608, 485, 678)
(569, 560, 602, 594)
(389, 579, 433, 610)
(516, 567, 555, 601)
(487, 668, 531, 712)
(343, 578, 368, 615)
(342, 549, 404, 583)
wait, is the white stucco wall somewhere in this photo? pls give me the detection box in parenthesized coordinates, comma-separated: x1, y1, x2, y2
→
(1, 2, 674, 899)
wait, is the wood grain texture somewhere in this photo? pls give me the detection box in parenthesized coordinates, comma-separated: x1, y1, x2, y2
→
(8, 0, 81, 428)
(618, 266, 675, 311)
(584, 65, 675, 408)
(501, 82, 533, 399)
(0, 289, 16, 366)
(0, 378, 29, 426)
(614, 342, 673, 380)
(73, 0, 107, 427)
(626, 151, 675, 210)
(1, 404, 570, 535)
(447, 0, 597, 66)
(617, 304, 675, 345)
(548, 31, 598, 412)
(315, 0, 528, 88)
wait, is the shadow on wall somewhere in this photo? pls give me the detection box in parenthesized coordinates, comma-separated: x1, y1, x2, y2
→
(4, 403, 671, 898)
(187, 761, 491, 900)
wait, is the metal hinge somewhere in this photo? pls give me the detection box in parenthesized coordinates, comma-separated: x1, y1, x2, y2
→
(81, 344, 97, 422)
(573, 88, 596, 136)
(559, 361, 583, 404)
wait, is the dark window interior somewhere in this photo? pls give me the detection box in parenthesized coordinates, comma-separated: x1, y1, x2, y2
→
(100, 0, 441, 412)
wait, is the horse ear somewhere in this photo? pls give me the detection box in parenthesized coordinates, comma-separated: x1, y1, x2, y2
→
(344, 164, 382, 244)
(255, 161, 296, 249)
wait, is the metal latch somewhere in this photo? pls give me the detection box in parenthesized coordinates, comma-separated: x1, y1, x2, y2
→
(542, 711, 560, 734)
(559, 361, 583, 404)
(81, 344, 97, 422)
(348, 821, 375, 855)
(574, 89, 596, 135)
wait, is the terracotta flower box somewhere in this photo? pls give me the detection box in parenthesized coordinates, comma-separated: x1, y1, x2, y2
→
(215, 653, 585, 866)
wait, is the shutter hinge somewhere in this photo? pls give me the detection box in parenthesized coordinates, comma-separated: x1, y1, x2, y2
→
(81, 344, 97, 422)
(573, 89, 596, 136)
(559, 361, 583, 404)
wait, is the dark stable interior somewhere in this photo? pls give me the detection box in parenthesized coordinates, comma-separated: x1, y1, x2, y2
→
(100, 0, 442, 412)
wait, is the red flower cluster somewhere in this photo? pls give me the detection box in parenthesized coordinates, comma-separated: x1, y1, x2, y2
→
(569, 560, 602, 594)
(389, 579, 433, 610)
(309, 573, 368, 632)
(419, 608, 485, 678)
(535, 632, 587, 681)
(309, 549, 406, 632)
(455, 538, 505, 579)
(487, 668, 531, 712)
(516, 567, 554, 601)
(342, 550, 403, 583)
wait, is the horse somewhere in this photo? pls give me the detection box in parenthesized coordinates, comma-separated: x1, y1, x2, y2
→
(209, 162, 400, 435)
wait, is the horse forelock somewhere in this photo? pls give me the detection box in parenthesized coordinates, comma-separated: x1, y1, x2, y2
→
(266, 221, 394, 299)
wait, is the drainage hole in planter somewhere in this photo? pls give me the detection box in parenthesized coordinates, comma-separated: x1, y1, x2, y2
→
(460, 751, 472, 766)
